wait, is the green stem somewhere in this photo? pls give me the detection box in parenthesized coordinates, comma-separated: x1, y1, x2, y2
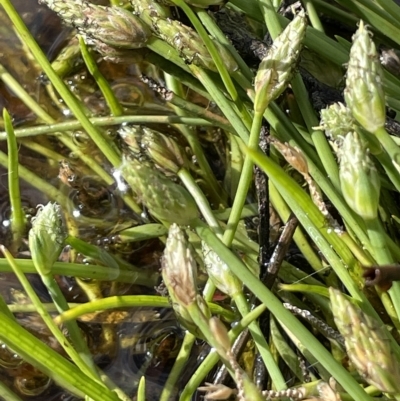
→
(164, 73, 227, 207)
(0, 63, 51, 122)
(0, 258, 158, 285)
(0, 311, 121, 401)
(0, 246, 100, 382)
(366, 217, 400, 322)
(137, 377, 146, 401)
(375, 126, 400, 182)
(178, 168, 223, 237)
(0, 0, 121, 168)
(257, 0, 282, 39)
(159, 333, 196, 401)
(53, 296, 234, 324)
(0, 149, 70, 206)
(190, 65, 250, 142)
(79, 36, 123, 117)
(0, 380, 26, 401)
(195, 224, 376, 401)
(223, 110, 264, 246)
(0, 116, 218, 140)
(233, 292, 287, 390)
(160, 83, 231, 130)
(195, 9, 253, 81)
(169, 0, 241, 109)
(4, 109, 25, 251)
(40, 273, 100, 376)
(269, 182, 324, 273)
(303, 0, 325, 32)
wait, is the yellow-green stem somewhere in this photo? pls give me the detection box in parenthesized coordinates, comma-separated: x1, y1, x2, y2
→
(233, 291, 287, 390)
(223, 110, 264, 246)
(4, 109, 25, 251)
(365, 217, 400, 324)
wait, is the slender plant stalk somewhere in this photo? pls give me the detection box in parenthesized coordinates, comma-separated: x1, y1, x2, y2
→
(365, 217, 400, 322)
(233, 291, 287, 390)
(375, 126, 400, 179)
(79, 36, 123, 117)
(0, 116, 218, 140)
(159, 332, 196, 401)
(163, 73, 227, 206)
(53, 296, 234, 324)
(178, 168, 223, 237)
(0, 0, 121, 166)
(137, 377, 146, 401)
(0, 311, 121, 401)
(0, 381, 25, 401)
(195, 9, 253, 81)
(223, 110, 264, 246)
(195, 223, 376, 401)
(4, 109, 25, 251)
(302, 0, 325, 32)
(0, 246, 101, 382)
(0, 258, 157, 284)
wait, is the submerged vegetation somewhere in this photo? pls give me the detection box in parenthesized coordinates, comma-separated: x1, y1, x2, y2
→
(1, 0, 400, 400)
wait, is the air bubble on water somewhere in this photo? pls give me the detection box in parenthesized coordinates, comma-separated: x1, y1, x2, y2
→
(113, 169, 128, 192)
(72, 209, 81, 218)
(62, 109, 72, 117)
(2, 219, 10, 227)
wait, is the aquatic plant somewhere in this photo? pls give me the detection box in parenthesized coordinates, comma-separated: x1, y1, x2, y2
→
(1, 0, 400, 400)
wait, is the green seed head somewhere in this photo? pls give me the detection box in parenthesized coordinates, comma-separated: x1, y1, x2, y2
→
(339, 132, 380, 220)
(330, 288, 400, 393)
(141, 127, 191, 175)
(131, 0, 172, 26)
(162, 224, 198, 306)
(319, 102, 355, 139)
(162, 224, 210, 336)
(40, 0, 151, 49)
(254, 10, 307, 113)
(152, 17, 237, 72)
(344, 21, 386, 133)
(119, 157, 199, 224)
(29, 202, 66, 275)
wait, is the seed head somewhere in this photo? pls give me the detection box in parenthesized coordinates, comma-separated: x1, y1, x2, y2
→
(152, 17, 237, 72)
(339, 132, 380, 220)
(39, 0, 151, 49)
(330, 288, 400, 393)
(131, 0, 171, 26)
(119, 158, 199, 225)
(254, 10, 307, 113)
(162, 224, 198, 306)
(319, 102, 355, 139)
(344, 21, 386, 133)
(141, 127, 191, 175)
(29, 203, 66, 275)
(162, 224, 210, 336)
